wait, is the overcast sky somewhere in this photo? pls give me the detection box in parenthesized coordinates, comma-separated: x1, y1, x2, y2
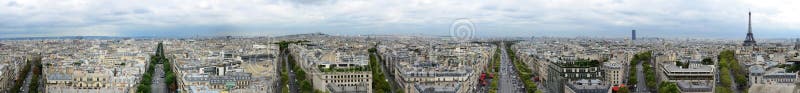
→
(1, 0, 799, 39)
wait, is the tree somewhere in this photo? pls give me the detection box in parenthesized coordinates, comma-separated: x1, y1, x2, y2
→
(627, 74, 637, 86)
(617, 87, 630, 93)
(299, 80, 314, 93)
(137, 84, 151, 93)
(643, 63, 657, 89)
(715, 86, 733, 93)
(719, 50, 748, 90)
(368, 47, 393, 92)
(142, 73, 152, 85)
(503, 43, 539, 93)
(701, 58, 714, 65)
(282, 86, 290, 93)
(719, 68, 732, 87)
(165, 73, 176, 84)
(786, 64, 800, 72)
(295, 69, 306, 81)
(658, 82, 680, 93)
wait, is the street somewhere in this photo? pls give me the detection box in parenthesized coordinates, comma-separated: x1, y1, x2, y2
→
(635, 61, 649, 93)
(373, 52, 400, 92)
(152, 64, 166, 93)
(498, 43, 525, 93)
(19, 67, 34, 93)
(726, 66, 741, 93)
(283, 50, 299, 93)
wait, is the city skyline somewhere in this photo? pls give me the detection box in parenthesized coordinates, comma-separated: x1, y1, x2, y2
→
(2, 0, 800, 39)
(4, 1, 800, 92)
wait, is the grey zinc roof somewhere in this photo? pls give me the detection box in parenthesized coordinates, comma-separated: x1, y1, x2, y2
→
(749, 65, 765, 74)
(663, 63, 713, 73)
(47, 73, 73, 80)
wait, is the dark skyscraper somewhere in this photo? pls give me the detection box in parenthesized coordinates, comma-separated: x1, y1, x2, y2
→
(632, 30, 636, 40)
(743, 11, 757, 46)
(795, 38, 799, 50)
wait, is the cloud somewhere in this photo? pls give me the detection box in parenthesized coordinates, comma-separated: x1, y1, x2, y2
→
(0, 0, 798, 38)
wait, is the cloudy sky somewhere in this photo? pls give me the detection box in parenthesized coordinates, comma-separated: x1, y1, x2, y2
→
(1, 0, 799, 39)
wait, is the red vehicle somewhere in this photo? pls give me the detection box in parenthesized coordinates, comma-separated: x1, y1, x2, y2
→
(480, 73, 487, 85)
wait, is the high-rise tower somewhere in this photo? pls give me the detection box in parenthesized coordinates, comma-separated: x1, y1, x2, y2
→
(794, 38, 799, 50)
(632, 30, 636, 40)
(743, 11, 757, 46)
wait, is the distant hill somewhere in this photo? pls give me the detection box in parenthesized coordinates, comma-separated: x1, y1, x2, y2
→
(0, 36, 158, 40)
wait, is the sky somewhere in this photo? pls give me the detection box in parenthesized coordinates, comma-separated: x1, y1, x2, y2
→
(1, 0, 799, 39)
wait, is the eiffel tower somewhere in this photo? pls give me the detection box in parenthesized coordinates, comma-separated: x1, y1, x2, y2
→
(743, 11, 757, 46)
